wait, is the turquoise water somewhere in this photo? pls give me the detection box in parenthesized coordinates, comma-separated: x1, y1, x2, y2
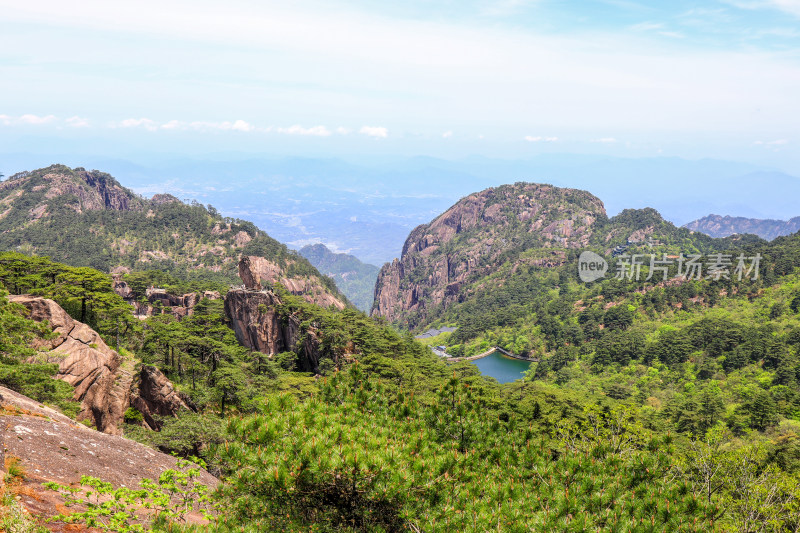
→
(471, 352, 532, 384)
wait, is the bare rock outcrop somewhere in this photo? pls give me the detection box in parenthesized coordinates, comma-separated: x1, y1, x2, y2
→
(372, 183, 606, 328)
(238, 255, 347, 310)
(0, 385, 217, 528)
(130, 365, 195, 430)
(224, 288, 323, 372)
(11, 295, 191, 436)
(112, 277, 216, 319)
(11, 295, 128, 435)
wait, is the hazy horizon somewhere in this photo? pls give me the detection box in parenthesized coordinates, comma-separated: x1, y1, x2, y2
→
(3, 0, 799, 264)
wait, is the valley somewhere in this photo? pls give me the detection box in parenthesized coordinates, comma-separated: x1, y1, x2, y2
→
(1, 165, 800, 531)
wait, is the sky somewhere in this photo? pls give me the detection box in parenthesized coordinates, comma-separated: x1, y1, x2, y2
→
(1, 0, 800, 171)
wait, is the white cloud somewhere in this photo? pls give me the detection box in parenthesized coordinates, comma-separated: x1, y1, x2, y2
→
(160, 119, 183, 130)
(2, 1, 800, 144)
(278, 125, 332, 136)
(360, 126, 388, 138)
(592, 137, 618, 143)
(118, 118, 158, 131)
(524, 135, 557, 142)
(18, 114, 56, 125)
(230, 119, 255, 132)
(754, 139, 789, 145)
(336, 127, 351, 135)
(65, 115, 89, 127)
(442, 130, 453, 138)
(0, 113, 58, 126)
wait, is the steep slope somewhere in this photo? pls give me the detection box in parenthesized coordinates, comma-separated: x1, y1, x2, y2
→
(685, 213, 800, 240)
(0, 386, 217, 528)
(372, 182, 722, 330)
(0, 164, 347, 307)
(299, 243, 379, 312)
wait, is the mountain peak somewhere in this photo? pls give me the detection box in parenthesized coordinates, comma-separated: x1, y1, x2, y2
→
(373, 182, 607, 327)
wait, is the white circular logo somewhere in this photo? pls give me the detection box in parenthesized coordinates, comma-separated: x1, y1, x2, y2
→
(578, 251, 608, 282)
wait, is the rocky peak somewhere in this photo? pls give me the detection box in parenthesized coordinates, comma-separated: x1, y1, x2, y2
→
(684, 213, 800, 241)
(0, 164, 143, 222)
(372, 182, 606, 328)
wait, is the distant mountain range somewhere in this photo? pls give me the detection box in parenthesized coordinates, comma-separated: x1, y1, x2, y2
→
(299, 243, 379, 312)
(5, 153, 798, 265)
(684, 214, 800, 241)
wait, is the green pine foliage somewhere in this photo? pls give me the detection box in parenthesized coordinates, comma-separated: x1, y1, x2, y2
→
(211, 367, 719, 532)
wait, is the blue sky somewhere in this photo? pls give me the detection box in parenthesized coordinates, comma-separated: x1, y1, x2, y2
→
(1, 0, 800, 171)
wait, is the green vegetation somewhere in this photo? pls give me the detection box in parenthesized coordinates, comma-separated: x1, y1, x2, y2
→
(0, 285, 77, 415)
(44, 459, 215, 532)
(299, 243, 379, 312)
(0, 165, 344, 300)
(6, 173, 800, 530)
(0, 492, 47, 533)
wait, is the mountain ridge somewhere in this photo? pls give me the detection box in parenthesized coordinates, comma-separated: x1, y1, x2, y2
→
(0, 164, 348, 309)
(685, 213, 800, 241)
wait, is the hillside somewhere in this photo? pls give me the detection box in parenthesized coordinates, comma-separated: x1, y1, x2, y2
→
(299, 243, 379, 312)
(0, 164, 347, 309)
(373, 182, 721, 330)
(4, 179, 800, 531)
(685, 213, 800, 240)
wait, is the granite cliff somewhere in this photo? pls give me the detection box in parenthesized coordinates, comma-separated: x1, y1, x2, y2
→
(372, 183, 722, 331)
(10, 295, 191, 434)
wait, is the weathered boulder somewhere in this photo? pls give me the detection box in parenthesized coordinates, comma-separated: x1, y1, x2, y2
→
(11, 295, 128, 435)
(11, 296, 191, 436)
(130, 365, 195, 430)
(0, 385, 218, 527)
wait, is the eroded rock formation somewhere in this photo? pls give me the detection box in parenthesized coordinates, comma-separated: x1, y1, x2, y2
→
(12, 295, 190, 435)
(224, 289, 323, 373)
(238, 255, 347, 310)
(11, 295, 128, 434)
(112, 278, 221, 319)
(129, 365, 195, 430)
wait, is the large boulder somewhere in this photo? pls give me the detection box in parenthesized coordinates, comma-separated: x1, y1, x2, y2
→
(238, 255, 347, 310)
(11, 295, 128, 434)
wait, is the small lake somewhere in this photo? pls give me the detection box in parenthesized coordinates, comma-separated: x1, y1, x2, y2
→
(471, 352, 532, 384)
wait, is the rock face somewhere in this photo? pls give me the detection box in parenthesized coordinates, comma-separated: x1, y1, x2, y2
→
(238, 255, 347, 310)
(11, 295, 128, 434)
(372, 183, 606, 328)
(224, 289, 323, 373)
(0, 385, 218, 527)
(11, 295, 189, 435)
(684, 214, 800, 241)
(130, 365, 195, 430)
